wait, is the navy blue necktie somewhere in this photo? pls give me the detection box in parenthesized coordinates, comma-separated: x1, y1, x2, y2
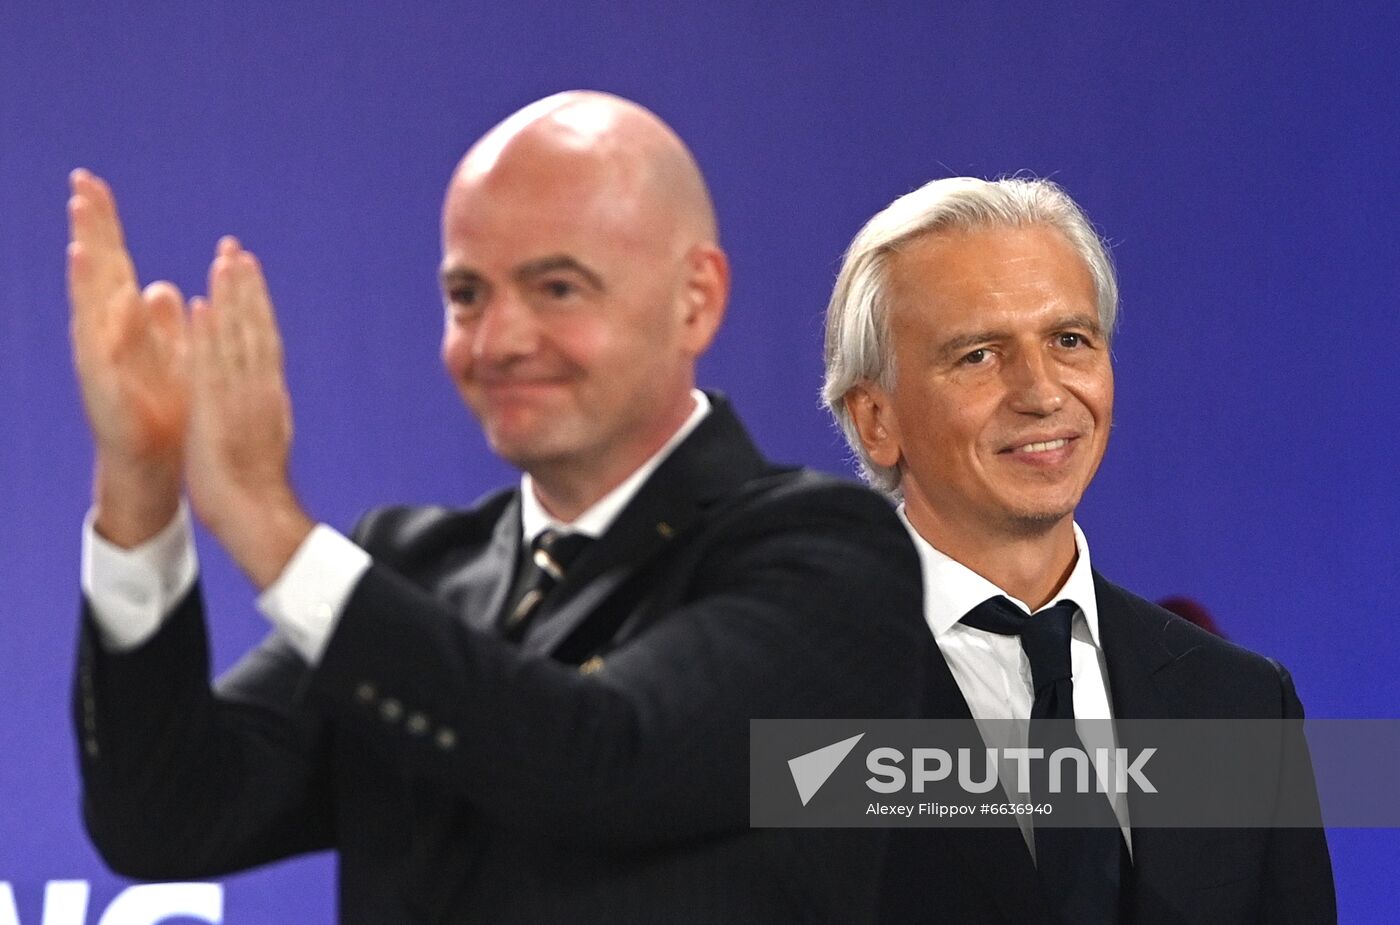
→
(500, 529, 593, 641)
(962, 596, 1130, 924)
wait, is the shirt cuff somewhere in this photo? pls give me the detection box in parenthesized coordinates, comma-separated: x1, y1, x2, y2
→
(256, 524, 372, 665)
(82, 501, 199, 652)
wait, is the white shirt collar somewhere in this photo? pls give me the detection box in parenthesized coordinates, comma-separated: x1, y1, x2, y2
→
(897, 507, 1101, 647)
(519, 389, 711, 542)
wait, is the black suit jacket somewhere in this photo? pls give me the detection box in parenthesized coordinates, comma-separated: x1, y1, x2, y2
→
(877, 572, 1336, 924)
(75, 396, 929, 923)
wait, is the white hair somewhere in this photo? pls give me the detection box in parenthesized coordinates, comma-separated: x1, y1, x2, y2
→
(820, 176, 1119, 495)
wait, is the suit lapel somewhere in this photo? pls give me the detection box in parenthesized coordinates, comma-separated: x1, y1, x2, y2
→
(523, 394, 771, 658)
(439, 496, 522, 634)
(1095, 572, 1176, 722)
(920, 640, 1049, 921)
(1094, 572, 1216, 919)
(921, 641, 973, 721)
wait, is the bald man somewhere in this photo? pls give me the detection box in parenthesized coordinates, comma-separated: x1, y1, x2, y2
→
(69, 92, 926, 922)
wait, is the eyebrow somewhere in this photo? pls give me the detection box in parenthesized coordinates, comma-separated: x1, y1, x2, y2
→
(440, 266, 482, 290)
(1048, 313, 1104, 337)
(514, 254, 605, 291)
(937, 330, 1002, 358)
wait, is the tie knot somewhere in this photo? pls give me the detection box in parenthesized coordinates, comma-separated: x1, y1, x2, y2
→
(961, 596, 1078, 695)
(502, 530, 595, 639)
(532, 529, 592, 580)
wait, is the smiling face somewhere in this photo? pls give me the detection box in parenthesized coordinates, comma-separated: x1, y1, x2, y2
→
(437, 97, 726, 511)
(847, 223, 1113, 548)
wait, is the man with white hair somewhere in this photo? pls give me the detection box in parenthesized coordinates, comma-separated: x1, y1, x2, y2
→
(823, 177, 1334, 923)
(68, 92, 927, 923)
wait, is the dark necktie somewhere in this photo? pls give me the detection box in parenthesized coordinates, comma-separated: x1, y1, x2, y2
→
(499, 529, 593, 642)
(961, 595, 1130, 924)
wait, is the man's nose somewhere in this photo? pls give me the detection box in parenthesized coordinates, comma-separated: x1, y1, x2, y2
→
(1005, 348, 1066, 415)
(472, 292, 538, 364)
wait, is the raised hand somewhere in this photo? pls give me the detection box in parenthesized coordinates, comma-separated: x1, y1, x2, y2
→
(185, 237, 313, 588)
(67, 169, 189, 547)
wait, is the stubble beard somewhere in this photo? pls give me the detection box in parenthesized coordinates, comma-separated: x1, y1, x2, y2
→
(996, 505, 1077, 539)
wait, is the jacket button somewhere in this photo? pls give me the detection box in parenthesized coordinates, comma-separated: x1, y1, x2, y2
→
(435, 728, 458, 751)
(355, 682, 377, 704)
(379, 698, 403, 722)
(406, 712, 430, 735)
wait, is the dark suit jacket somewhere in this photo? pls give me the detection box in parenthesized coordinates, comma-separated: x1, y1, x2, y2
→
(75, 396, 929, 924)
(877, 572, 1336, 924)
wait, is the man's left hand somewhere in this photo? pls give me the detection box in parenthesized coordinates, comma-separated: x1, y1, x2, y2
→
(186, 236, 313, 589)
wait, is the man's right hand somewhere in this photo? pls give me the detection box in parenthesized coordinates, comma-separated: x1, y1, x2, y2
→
(68, 169, 190, 548)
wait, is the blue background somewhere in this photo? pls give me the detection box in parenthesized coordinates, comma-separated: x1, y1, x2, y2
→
(1, 2, 1395, 921)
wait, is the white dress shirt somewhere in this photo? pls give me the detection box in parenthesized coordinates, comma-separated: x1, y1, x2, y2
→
(898, 509, 1132, 855)
(83, 390, 710, 666)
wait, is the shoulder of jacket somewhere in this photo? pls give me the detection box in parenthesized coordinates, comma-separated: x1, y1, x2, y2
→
(350, 487, 517, 549)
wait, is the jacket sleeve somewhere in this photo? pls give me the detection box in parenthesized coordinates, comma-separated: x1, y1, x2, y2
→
(1259, 663, 1337, 924)
(75, 582, 334, 879)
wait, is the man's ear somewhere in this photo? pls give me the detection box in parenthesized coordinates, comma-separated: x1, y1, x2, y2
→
(844, 382, 901, 469)
(677, 243, 729, 356)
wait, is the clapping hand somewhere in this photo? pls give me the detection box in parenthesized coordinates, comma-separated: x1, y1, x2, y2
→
(185, 236, 312, 587)
(67, 172, 312, 586)
(68, 169, 189, 547)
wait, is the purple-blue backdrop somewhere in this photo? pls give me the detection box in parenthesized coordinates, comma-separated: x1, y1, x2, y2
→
(2, 3, 1396, 922)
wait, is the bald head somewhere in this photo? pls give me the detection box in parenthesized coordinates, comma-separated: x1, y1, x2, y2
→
(437, 92, 730, 513)
(450, 91, 717, 248)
